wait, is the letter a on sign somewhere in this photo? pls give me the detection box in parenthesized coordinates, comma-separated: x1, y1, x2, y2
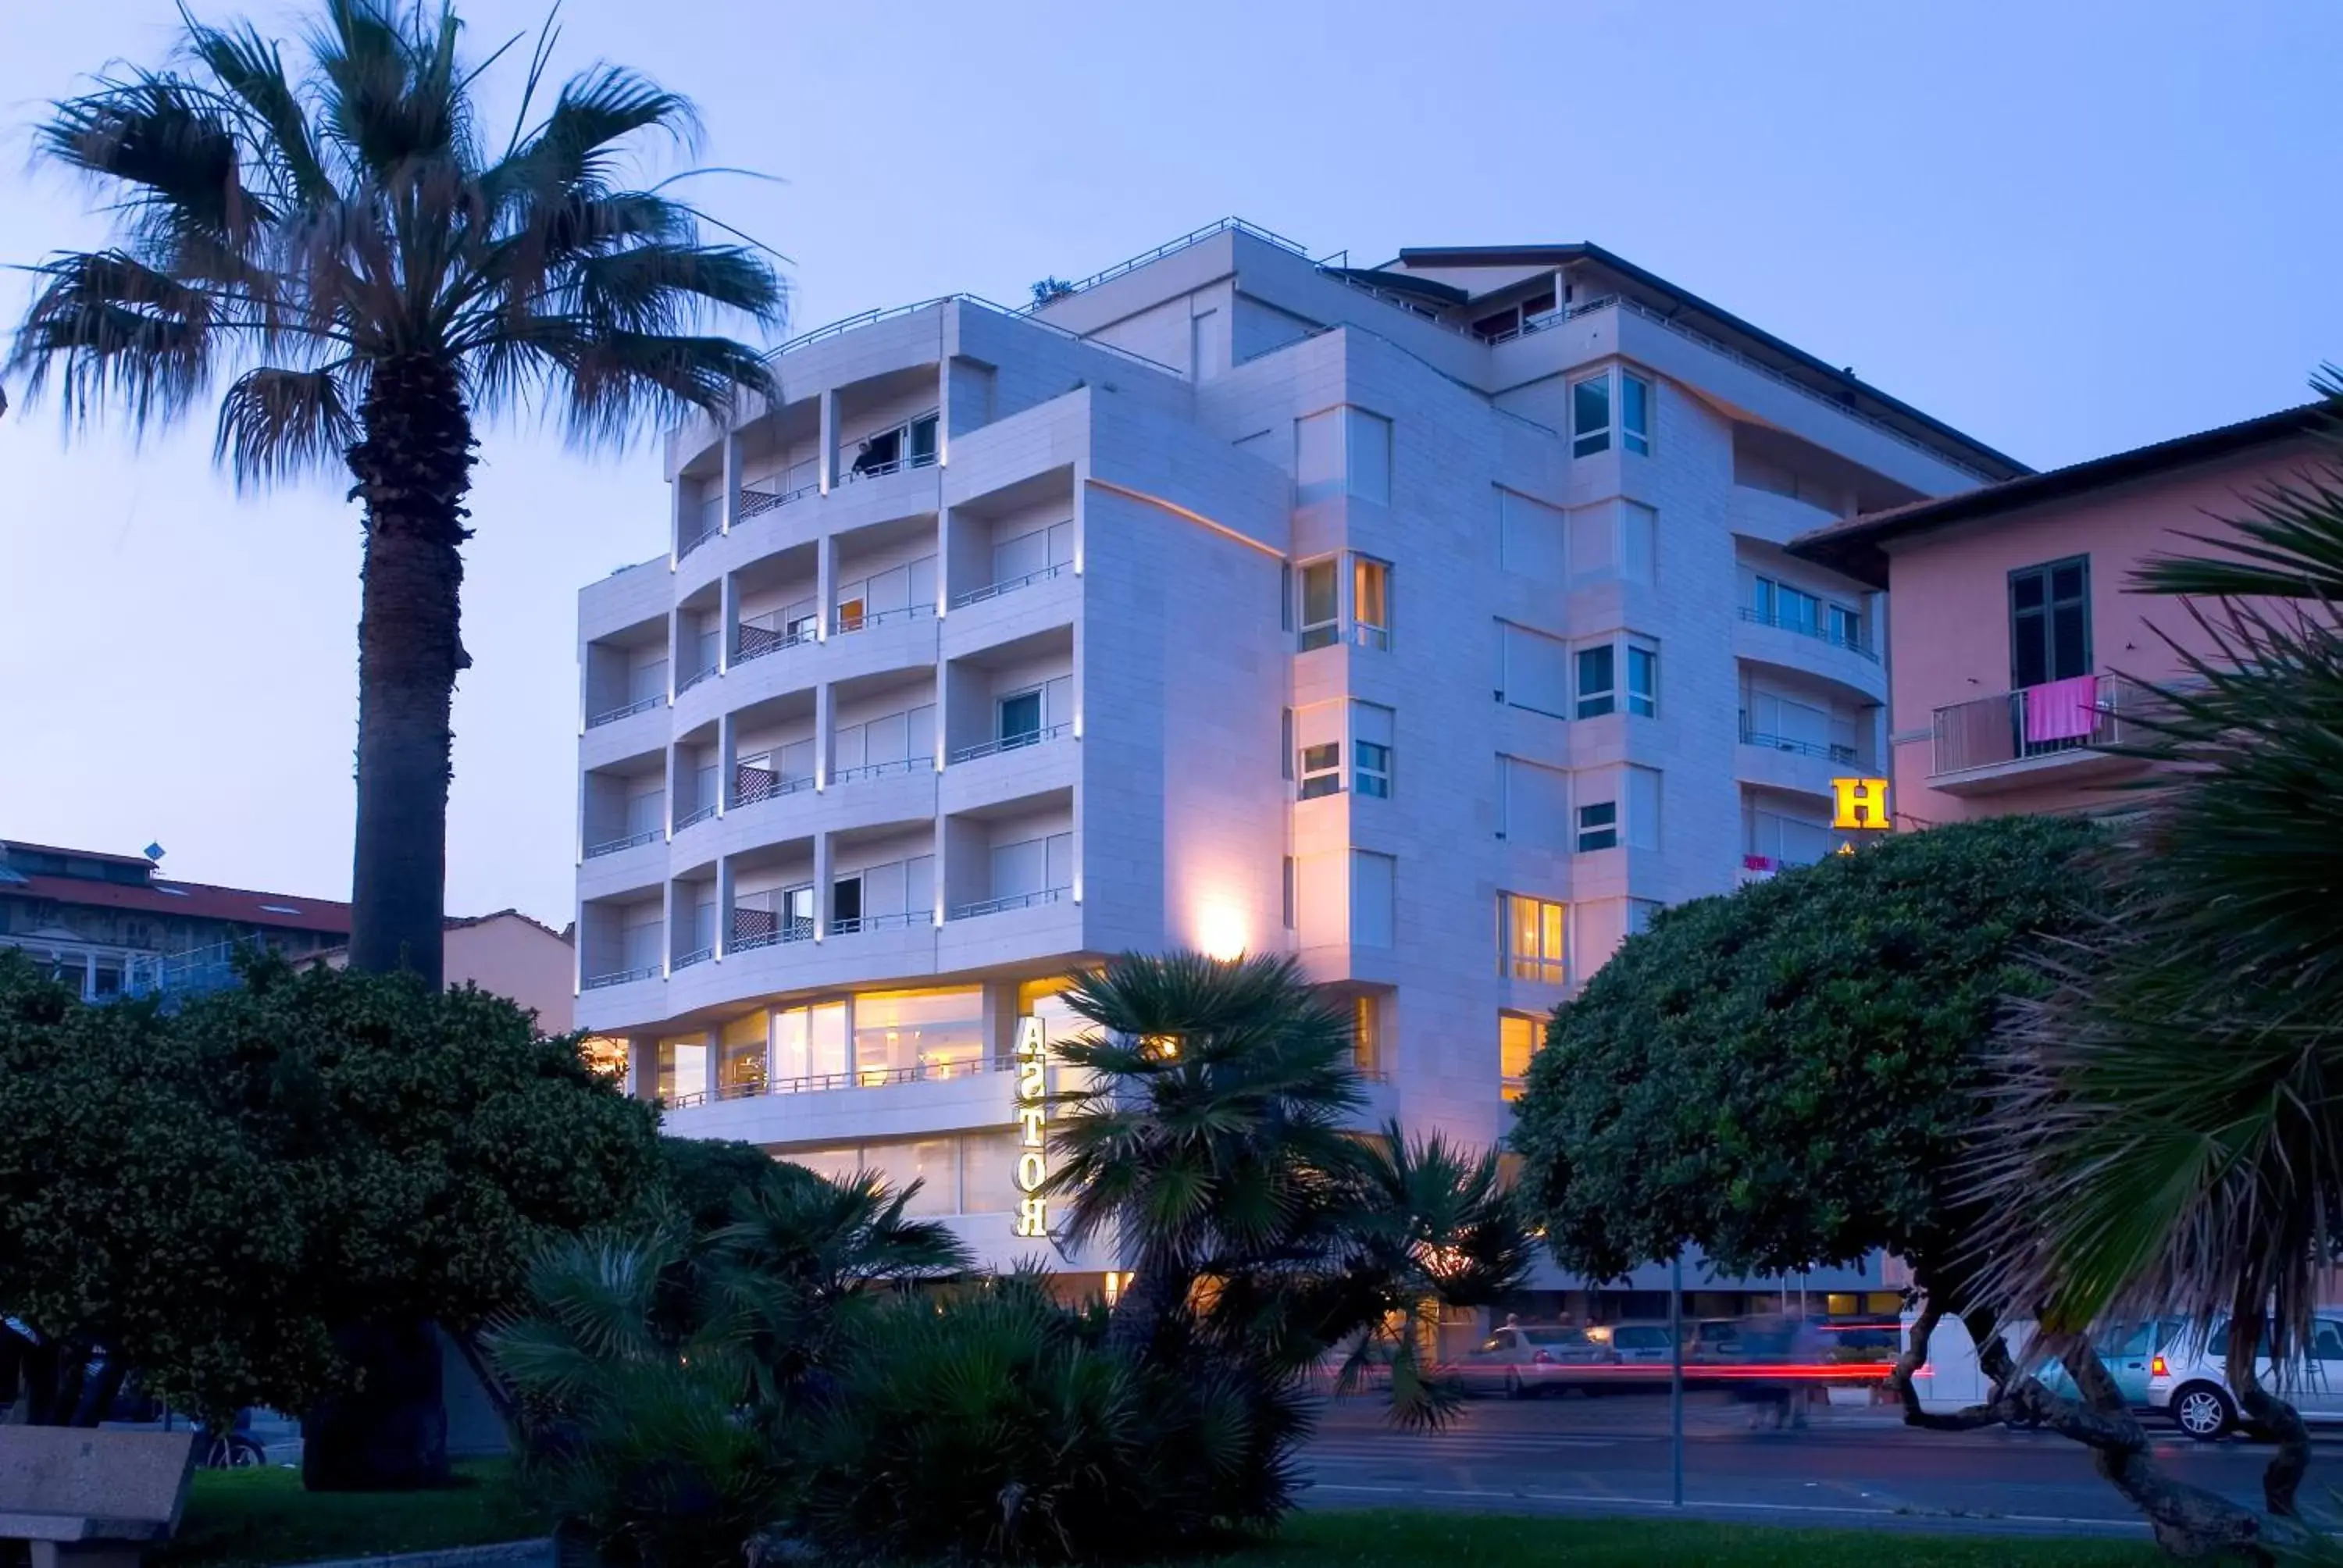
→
(1830, 777, 1891, 831)
(1015, 1016, 1046, 1057)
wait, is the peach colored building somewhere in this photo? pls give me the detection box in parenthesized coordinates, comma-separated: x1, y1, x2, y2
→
(1792, 405, 2327, 829)
(309, 909, 579, 1033)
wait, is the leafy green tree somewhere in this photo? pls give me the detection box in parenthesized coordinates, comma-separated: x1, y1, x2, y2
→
(0, 951, 662, 1492)
(7, 0, 784, 986)
(1974, 401, 2343, 1534)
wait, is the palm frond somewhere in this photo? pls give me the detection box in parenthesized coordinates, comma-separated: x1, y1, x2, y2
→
(8, 250, 216, 431)
(39, 73, 274, 244)
(212, 362, 362, 486)
(178, 15, 338, 209)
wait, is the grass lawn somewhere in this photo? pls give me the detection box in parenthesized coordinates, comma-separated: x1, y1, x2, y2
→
(159, 1459, 543, 1567)
(154, 1466, 2162, 1568)
(1271, 1510, 2160, 1567)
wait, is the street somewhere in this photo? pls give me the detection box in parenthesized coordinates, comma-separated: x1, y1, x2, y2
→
(1299, 1391, 2317, 1536)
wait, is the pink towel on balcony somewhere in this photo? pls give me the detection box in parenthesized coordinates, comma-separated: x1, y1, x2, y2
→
(2024, 675, 2099, 743)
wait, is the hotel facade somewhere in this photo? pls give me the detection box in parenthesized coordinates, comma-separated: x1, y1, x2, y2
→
(573, 219, 2020, 1299)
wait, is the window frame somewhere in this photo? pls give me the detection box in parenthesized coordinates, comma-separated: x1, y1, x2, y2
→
(1354, 739, 1393, 798)
(2009, 554, 2092, 689)
(1500, 893, 1569, 985)
(1626, 643, 1658, 718)
(1575, 800, 1619, 853)
(1299, 740, 1343, 800)
(1570, 372, 1611, 458)
(1574, 643, 1617, 719)
(1621, 371, 1653, 455)
(1351, 554, 1393, 650)
(1298, 557, 1340, 650)
(1500, 1010, 1542, 1099)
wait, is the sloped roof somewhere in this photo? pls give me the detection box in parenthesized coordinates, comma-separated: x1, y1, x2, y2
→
(0, 871, 351, 933)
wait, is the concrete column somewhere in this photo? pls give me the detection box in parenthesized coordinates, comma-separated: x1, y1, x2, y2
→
(660, 878, 679, 977)
(815, 534, 836, 643)
(719, 572, 741, 673)
(722, 429, 742, 533)
(934, 351, 950, 468)
(717, 711, 737, 815)
(669, 477, 688, 563)
(818, 387, 838, 494)
(936, 504, 955, 616)
(666, 604, 686, 699)
(625, 1034, 654, 1101)
(663, 740, 679, 837)
(714, 855, 736, 960)
(811, 831, 834, 943)
(814, 681, 836, 793)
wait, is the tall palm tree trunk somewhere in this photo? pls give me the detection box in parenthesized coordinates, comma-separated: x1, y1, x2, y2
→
(310, 355, 473, 1490)
(344, 354, 474, 991)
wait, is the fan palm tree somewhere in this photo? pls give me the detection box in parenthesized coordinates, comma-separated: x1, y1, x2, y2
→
(1971, 390, 2343, 1519)
(8, 1, 783, 987)
(1045, 951, 1368, 1359)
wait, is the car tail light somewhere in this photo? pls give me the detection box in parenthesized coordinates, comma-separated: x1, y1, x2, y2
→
(1532, 1349, 1553, 1364)
(2151, 1355, 2168, 1377)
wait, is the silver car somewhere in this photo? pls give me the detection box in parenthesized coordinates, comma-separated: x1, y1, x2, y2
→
(1458, 1324, 1614, 1398)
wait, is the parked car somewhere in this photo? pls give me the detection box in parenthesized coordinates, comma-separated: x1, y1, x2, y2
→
(2147, 1315, 2343, 1440)
(1457, 1324, 1614, 1398)
(2031, 1317, 2188, 1409)
(1686, 1319, 1751, 1365)
(1596, 1322, 1681, 1367)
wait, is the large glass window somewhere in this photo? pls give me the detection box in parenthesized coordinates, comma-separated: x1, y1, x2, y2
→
(1574, 644, 1616, 718)
(2010, 555, 2091, 688)
(1299, 558, 1339, 650)
(961, 1131, 1022, 1215)
(1353, 994, 1383, 1076)
(854, 987, 985, 1082)
(1503, 893, 1568, 984)
(1571, 374, 1611, 458)
(655, 1035, 708, 1103)
(719, 1011, 769, 1099)
(1627, 645, 1658, 718)
(1500, 1013, 1541, 1100)
(1621, 372, 1653, 456)
(1300, 742, 1343, 800)
(1352, 556, 1392, 650)
(580, 1036, 629, 1083)
(774, 1001, 849, 1085)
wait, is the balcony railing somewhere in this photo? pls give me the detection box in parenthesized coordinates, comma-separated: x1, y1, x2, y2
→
(678, 522, 721, 560)
(1931, 675, 2142, 777)
(583, 964, 660, 990)
(949, 886, 1068, 920)
(950, 723, 1070, 764)
(730, 913, 813, 952)
(1736, 604, 1878, 663)
(673, 804, 716, 831)
(827, 911, 926, 935)
(731, 764, 812, 808)
(669, 1055, 1011, 1110)
(735, 621, 810, 664)
(674, 665, 717, 697)
(587, 695, 660, 728)
(738, 479, 815, 520)
(584, 829, 660, 859)
(950, 560, 1071, 609)
(831, 602, 935, 636)
(672, 945, 714, 971)
(842, 449, 938, 483)
(831, 755, 934, 786)
(1739, 729, 1859, 764)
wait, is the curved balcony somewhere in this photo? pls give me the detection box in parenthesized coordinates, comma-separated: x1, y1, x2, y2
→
(1731, 607, 1887, 706)
(1734, 729, 1853, 800)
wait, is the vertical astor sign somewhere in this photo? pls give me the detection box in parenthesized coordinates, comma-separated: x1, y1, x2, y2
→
(1014, 1016, 1049, 1238)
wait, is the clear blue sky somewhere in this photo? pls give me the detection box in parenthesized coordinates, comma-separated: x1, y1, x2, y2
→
(2, 0, 2334, 925)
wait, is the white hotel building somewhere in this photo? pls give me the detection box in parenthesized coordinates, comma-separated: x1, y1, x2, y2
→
(574, 219, 2021, 1305)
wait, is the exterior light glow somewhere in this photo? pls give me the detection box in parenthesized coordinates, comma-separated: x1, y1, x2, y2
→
(1197, 901, 1248, 962)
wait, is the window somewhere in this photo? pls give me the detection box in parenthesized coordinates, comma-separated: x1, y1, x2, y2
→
(719, 1012, 769, 1097)
(1299, 558, 1339, 650)
(908, 413, 939, 466)
(1576, 800, 1618, 853)
(655, 1036, 708, 1103)
(1621, 501, 1657, 583)
(1500, 1013, 1541, 1100)
(1498, 622, 1570, 717)
(1574, 644, 1616, 718)
(1627, 645, 1657, 718)
(1353, 702, 1394, 798)
(1351, 851, 1396, 948)
(1295, 406, 1392, 504)
(1347, 408, 1393, 504)
(853, 987, 985, 1079)
(1299, 742, 1343, 799)
(1280, 562, 1294, 631)
(1571, 373, 1610, 458)
(999, 689, 1043, 743)
(1282, 856, 1296, 929)
(2010, 555, 2091, 688)
(1351, 556, 1392, 650)
(1352, 995, 1382, 1075)
(1502, 893, 1568, 983)
(1621, 372, 1652, 455)
(773, 1002, 849, 1083)
(1829, 604, 1863, 651)
(1281, 707, 1294, 780)
(1627, 765, 1662, 850)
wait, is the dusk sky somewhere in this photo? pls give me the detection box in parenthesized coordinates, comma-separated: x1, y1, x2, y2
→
(3, 0, 2336, 926)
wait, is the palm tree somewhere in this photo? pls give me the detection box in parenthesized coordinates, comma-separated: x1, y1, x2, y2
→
(1972, 390, 2343, 1523)
(8, 1, 783, 987)
(1046, 951, 1368, 1359)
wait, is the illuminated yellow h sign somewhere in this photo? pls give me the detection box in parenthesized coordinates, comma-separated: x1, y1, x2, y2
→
(1831, 777, 1892, 832)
